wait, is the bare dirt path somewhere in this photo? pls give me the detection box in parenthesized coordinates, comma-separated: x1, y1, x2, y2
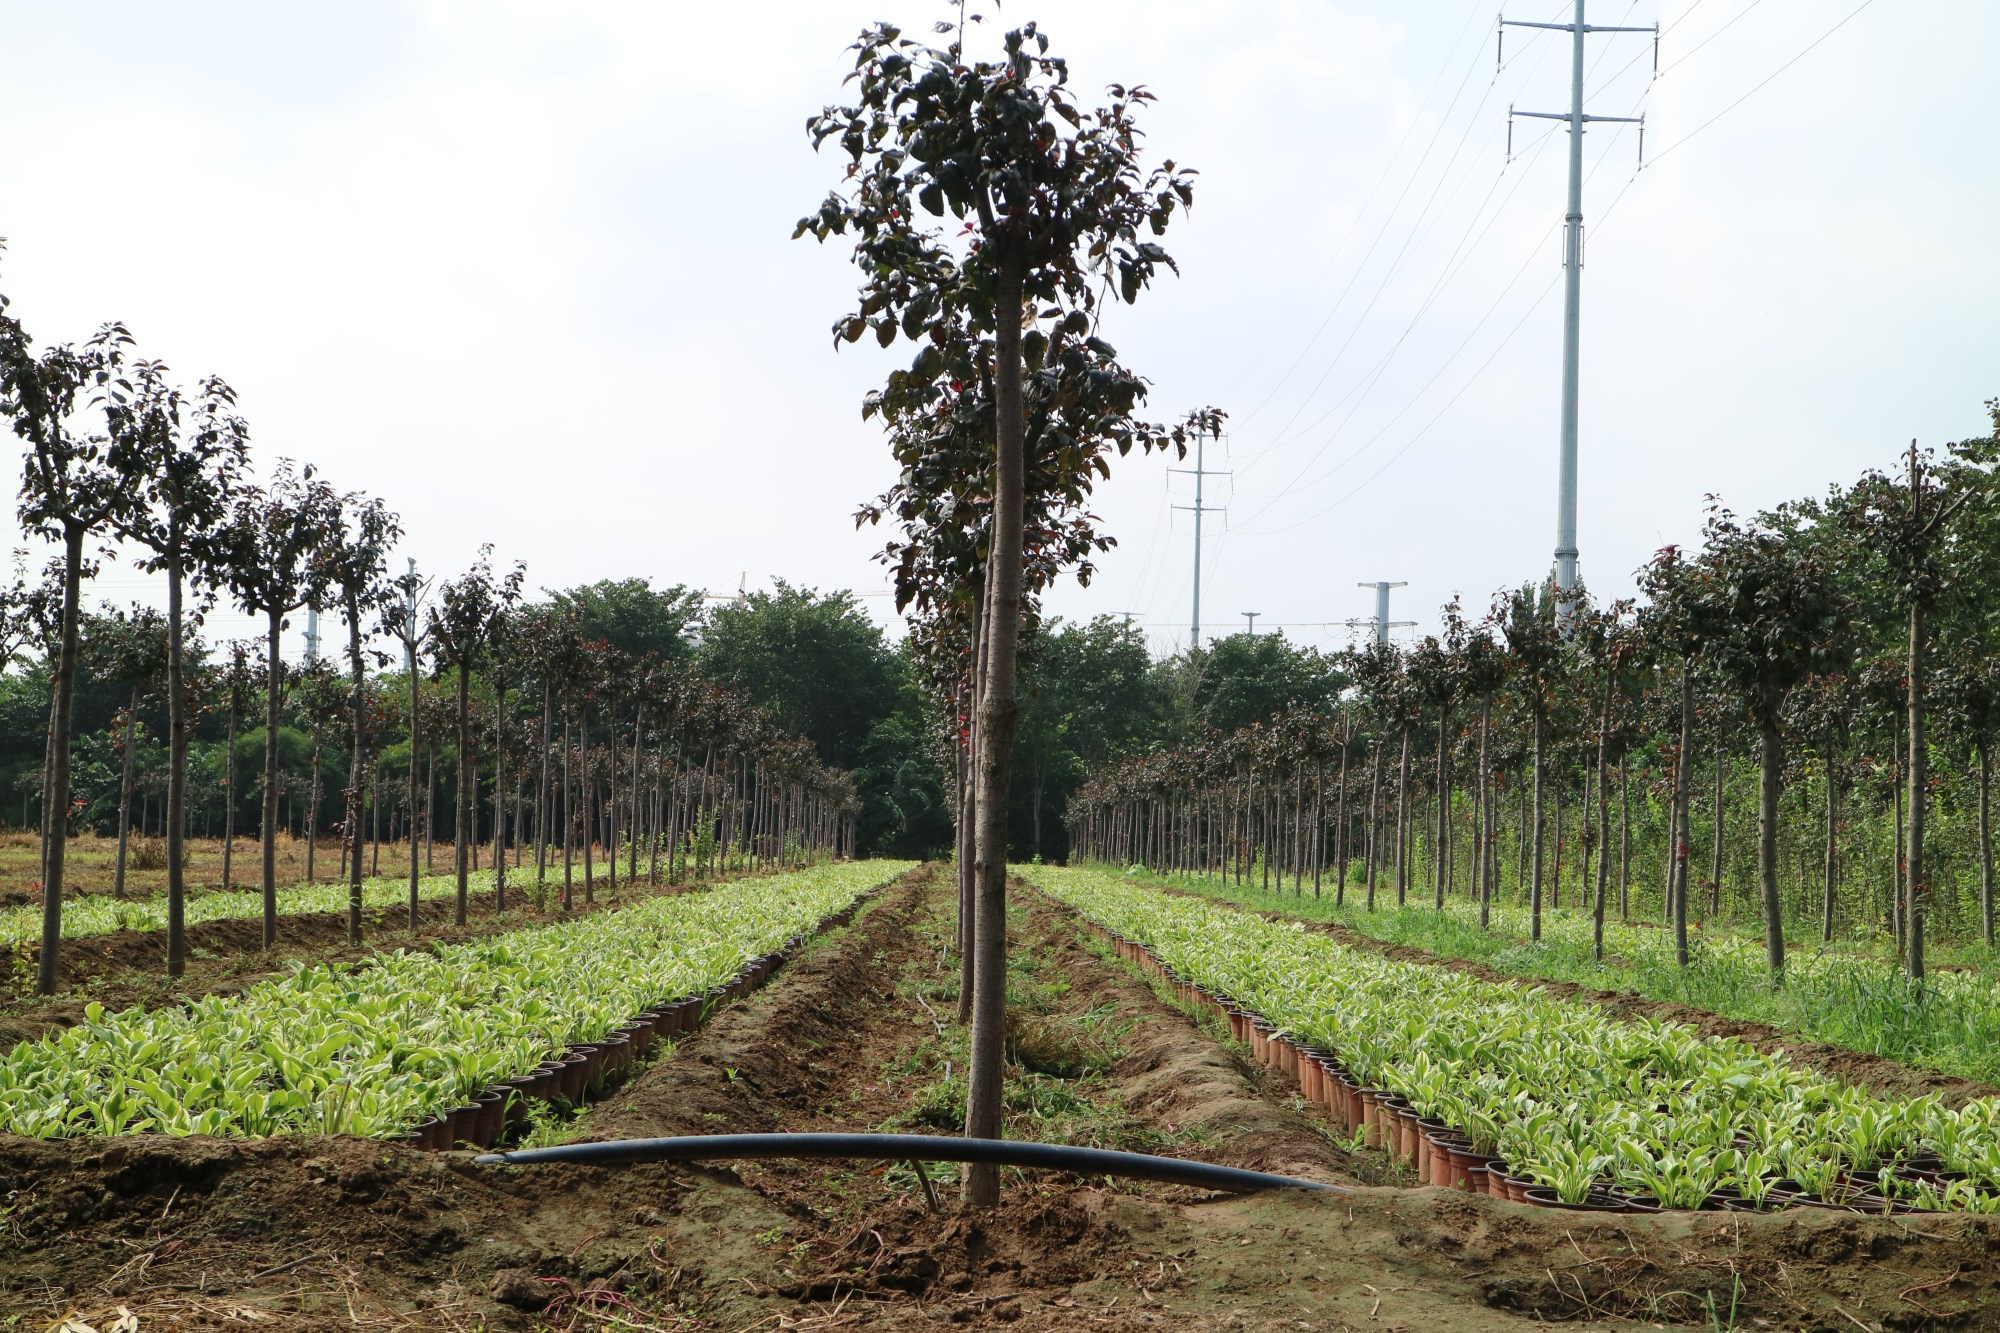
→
(3, 865, 1996, 1331)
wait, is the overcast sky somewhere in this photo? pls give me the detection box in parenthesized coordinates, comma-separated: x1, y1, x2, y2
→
(0, 0, 1991, 662)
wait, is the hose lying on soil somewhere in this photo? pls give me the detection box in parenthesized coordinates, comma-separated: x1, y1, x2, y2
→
(477, 1132, 1342, 1195)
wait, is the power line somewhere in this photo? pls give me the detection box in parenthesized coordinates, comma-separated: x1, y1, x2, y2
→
(1228, 0, 1498, 431)
(1646, 0, 1879, 164)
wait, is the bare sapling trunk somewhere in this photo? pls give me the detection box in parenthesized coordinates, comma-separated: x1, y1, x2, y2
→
(1907, 603, 1928, 981)
(1530, 707, 1545, 942)
(408, 660, 422, 930)
(114, 685, 138, 898)
(36, 525, 88, 995)
(1980, 740, 1994, 947)
(494, 684, 509, 911)
(346, 605, 367, 946)
(1476, 694, 1492, 928)
(1365, 741, 1384, 910)
(222, 687, 238, 889)
(1823, 742, 1840, 943)
(1394, 730, 1411, 906)
(1592, 671, 1614, 959)
(262, 609, 284, 947)
(455, 659, 471, 926)
(1757, 713, 1785, 986)
(165, 539, 189, 978)
(1671, 662, 1694, 967)
(963, 260, 1028, 1209)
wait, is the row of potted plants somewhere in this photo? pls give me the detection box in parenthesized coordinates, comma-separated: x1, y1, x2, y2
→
(0, 860, 913, 1140)
(1037, 865, 1996, 1214)
(402, 893, 876, 1150)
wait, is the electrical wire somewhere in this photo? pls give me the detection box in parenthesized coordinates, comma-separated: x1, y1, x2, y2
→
(1654, 0, 1764, 79)
(1646, 0, 1880, 164)
(1236, 112, 1651, 535)
(1229, 0, 1575, 455)
(1228, 0, 1495, 430)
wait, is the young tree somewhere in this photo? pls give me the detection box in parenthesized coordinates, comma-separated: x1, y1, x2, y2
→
(381, 562, 434, 930)
(1497, 583, 1564, 941)
(6, 313, 134, 994)
(105, 360, 249, 977)
(220, 462, 340, 946)
(427, 547, 523, 926)
(1697, 507, 1846, 985)
(803, 21, 1196, 1206)
(1846, 442, 1990, 979)
(319, 492, 400, 946)
(80, 605, 170, 898)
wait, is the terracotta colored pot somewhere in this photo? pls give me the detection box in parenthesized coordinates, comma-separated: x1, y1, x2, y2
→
(1445, 1144, 1498, 1192)
(444, 1104, 482, 1150)
(557, 1051, 589, 1102)
(1499, 1174, 1538, 1204)
(474, 1091, 506, 1147)
(1522, 1187, 1627, 1213)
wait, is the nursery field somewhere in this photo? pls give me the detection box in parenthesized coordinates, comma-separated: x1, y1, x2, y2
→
(1118, 863, 2000, 1091)
(5, 860, 1997, 1332)
(0, 832, 480, 908)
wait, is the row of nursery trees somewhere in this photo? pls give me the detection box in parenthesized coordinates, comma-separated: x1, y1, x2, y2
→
(1067, 416, 2000, 988)
(0, 293, 857, 998)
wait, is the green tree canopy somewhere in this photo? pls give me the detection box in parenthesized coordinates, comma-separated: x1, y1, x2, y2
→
(698, 582, 898, 773)
(550, 578, 703, 661)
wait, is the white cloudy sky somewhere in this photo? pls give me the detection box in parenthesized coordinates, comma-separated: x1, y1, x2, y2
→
(0, 0, 1991, 660)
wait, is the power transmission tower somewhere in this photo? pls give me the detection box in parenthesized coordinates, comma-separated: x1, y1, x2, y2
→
(403, 558, 419, 677)
(1352, 581, 1413, 647)
(1500, 1, 1655, 598)
(1169, 423, 1227, 649)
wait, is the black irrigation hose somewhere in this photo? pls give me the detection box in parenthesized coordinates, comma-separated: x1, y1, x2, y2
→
(477, 1132, 1343, 1195)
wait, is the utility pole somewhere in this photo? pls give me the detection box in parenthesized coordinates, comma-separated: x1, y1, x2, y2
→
(1169, 423, 1228, 649)
(303, 608, 320, 664)
(1501, 1, 1654, 598)
(1354, 581, 1412, 647)
(1242, 612, 1261, 637)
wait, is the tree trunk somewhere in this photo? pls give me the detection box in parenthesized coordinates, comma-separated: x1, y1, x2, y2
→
(1333, 721, 1351, 905)
(455, 660, 471, 925)
(1908, 602, 1928, 981)
(1711, 746, 1725, 916)
(1393, 730, 1411, 906)
(114, 684, 139, 899)
(408, 653, 423, 930)
(963, 257, 1027, 1209)
(561, 697, 574, 909)
(165, 540, 189, 978)
(1365, 741, 1383, 910)
(1593, 671, 1614, 960)
(1619, 753, 1630, 920)
(222, 685, 239, 890)
(493, 683, 508, 911)
(1477, 694, 1492, 928)
(1671, 662, 1694, 967)
(1980, 739, 1994, 947)
(1822, 742, 1840, 943)
(1530, 708, 1545, 941)
(1758, 713, 1785, 985)
(1434, 708, 1449, 908)
(263, 608, 285, 947)
(36, 524, 88, 995)
(345, 598, 367, 947)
